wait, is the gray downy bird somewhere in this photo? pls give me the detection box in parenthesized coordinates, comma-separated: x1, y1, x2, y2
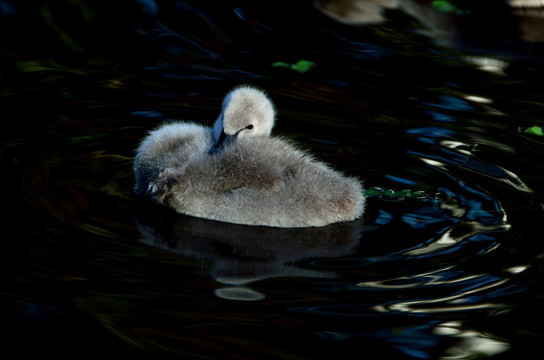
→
(134, 86, 365, 227)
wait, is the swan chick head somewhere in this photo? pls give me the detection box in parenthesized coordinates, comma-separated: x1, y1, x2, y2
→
(210, 86, 275, 154)
(213, 86, 275, 139)
(223, 86, 275, 137)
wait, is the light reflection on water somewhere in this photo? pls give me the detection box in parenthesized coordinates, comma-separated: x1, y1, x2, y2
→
(2, 0, 544, 358)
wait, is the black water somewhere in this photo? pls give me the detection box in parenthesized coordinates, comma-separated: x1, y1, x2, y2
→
(2, 0, 544, 358)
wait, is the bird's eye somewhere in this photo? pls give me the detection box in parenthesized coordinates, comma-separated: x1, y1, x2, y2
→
(245, 124, 254, 131)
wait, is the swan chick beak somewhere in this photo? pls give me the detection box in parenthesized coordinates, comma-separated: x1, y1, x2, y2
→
(209, 130, 235, 155)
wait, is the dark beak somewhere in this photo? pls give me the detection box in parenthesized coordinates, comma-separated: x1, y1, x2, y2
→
(209, 130, 234, 155)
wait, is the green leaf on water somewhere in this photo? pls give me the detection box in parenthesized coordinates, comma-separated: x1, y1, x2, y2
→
(364, 188, 382, 197)
(384, 189, 395, 197)
(271, 61, 290, 69)
(291, 60, 315, 73)
(272, 60, 315, 73)
(431, 0, 469, 14)
(525, 125, 544, 136)
(432, 0, 455, 12)
(364, 187, 427, 200)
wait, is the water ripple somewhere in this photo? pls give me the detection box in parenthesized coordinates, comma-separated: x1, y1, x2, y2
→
(372, 277, 510, 314)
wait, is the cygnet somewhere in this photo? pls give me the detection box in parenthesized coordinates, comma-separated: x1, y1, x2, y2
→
(134, 86, 365, 227)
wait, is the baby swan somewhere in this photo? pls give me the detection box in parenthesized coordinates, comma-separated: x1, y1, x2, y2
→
(134, 86, 365, 228)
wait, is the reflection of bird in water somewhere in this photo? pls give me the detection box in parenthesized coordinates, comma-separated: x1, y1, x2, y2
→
(134, 202, 363, 299)
(316, 0, 544, 43)
(316, 0, 399, 25)
(134, 86, 365, 227)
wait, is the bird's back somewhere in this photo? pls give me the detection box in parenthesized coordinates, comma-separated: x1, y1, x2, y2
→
(164, 136, 365, 227)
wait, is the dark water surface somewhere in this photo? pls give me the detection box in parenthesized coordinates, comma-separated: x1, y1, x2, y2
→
(2, 0, 544, 358)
